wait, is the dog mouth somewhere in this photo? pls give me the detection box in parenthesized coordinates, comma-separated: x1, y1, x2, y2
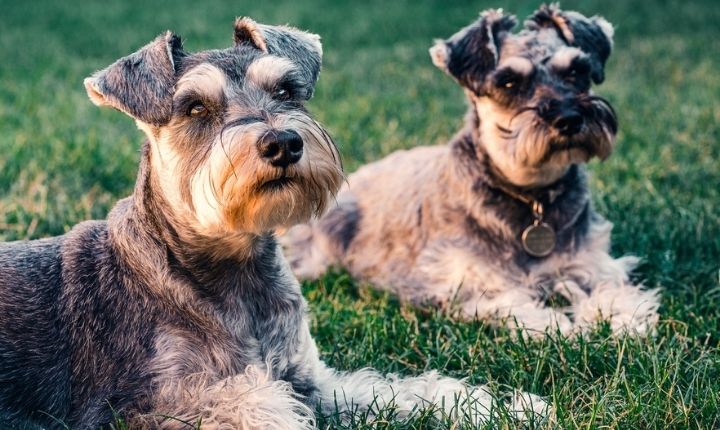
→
(258, 176, 296, 192)
(535, 138, 594, 165)
(550, 138, 588, 151)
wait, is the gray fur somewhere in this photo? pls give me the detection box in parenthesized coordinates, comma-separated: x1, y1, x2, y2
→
(2, 19, 330, 428)
(85, 32, 183, 126)
(234, 17, 323, 98)
(525, 3, 614, 83)
(0, 18, 545, 429)
(432, 9, 517, 94)
(284, 5, 660, 335)
(86, 20, 323, 127)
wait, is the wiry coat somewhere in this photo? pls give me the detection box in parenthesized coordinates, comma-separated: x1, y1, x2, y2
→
(284, 6, 660, 334)
(0, 17, 546, 429)
(0, 144, 315, 428)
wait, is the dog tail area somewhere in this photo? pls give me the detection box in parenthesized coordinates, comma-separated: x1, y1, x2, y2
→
(313, 365, 550, 426)
(138, 365, 315, 430)
(280, 196, 361, 280)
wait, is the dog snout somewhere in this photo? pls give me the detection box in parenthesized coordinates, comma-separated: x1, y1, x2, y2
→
(538, 100, 584, 136)
(258, 130, 304, 168)
(553, 111, 584, 136)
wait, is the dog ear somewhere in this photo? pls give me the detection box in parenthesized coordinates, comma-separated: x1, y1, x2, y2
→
(526, 4, 613, 84)
(234, 18, 323, 99)
(84, 31, 185, 126)
(430, 9, 517, 94)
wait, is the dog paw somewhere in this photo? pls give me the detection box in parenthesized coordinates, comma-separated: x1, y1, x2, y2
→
(572, 281, 661, 335)
(508, 390, 553, 424)
(507, 306, 574, 336)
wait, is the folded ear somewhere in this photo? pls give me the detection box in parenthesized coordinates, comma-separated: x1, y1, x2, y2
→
(429, 9, 517, 95)
(84, 31, 185, 125)
(526, 4, 613, 84)
(234, 17, 323, 99)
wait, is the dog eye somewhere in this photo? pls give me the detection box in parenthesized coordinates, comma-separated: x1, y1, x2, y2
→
(495, 72, 522, 91)
(187, 101, 207, 117)
(273, 86, 292, 101)
(565, 62, 590, 79)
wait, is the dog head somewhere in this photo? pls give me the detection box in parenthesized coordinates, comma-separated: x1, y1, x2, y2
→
(431, 4, 616, 187)
(84, 18, 343, 236)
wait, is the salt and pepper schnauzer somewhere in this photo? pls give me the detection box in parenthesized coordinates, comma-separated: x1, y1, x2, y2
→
(0, 18, 545, 430)
(285, 5, 660, 335)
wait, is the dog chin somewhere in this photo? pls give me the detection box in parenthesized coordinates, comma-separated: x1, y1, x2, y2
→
(533, 129, 613, 164)
(222, 177, 329, 234)
(542, 143, 592, 165)
(536, 149, 589, 176)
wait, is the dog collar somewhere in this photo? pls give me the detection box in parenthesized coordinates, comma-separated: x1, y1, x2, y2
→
(491, 183, 557, 258)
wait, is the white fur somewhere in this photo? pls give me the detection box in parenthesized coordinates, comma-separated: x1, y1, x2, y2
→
(314, 365, 548, 426)
(474, 97, 570, 186)
(281, 222, 334, 280)
(593, 17, 615, 47)
(145, 365, 315, 430)
(549, 46, 586, 70)
(429, 41, 451, 70)
(176, 63, 227, 97)
(499, 56, 534, 76)
(533, 220, 660, 334)
(246, 56, 297, 89)
(150, 128, 190, 219)
(457, 220, 660, 335)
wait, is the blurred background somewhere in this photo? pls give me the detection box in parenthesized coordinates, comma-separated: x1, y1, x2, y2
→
(1, 1, 718, 246)
(1, 1, 719, 427)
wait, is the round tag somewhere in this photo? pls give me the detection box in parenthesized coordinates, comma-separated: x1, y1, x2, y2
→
(521, 222, 556, 257)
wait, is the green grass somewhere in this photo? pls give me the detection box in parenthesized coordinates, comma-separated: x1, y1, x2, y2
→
(1, 0, 719, 428)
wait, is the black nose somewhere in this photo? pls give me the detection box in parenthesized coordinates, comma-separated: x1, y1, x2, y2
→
(553, 111, 584, 136)
(538, 100, 585, 136)
(257, 130, 303, 168)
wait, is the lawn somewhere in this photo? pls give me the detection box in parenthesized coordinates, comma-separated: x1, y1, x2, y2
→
(1, 0, 719, 428)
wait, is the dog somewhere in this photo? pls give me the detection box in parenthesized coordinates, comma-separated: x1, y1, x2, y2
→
(0, 17, 546, 430)
(284, 4, 660, 335)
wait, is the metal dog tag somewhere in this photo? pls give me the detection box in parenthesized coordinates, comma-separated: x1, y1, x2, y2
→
(521, 222, 556, 258)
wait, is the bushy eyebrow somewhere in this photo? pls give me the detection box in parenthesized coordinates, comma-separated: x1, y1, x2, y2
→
(173, 90, 205, 106)
(245, 55, 299, 90)
(175, 63, 227, 98)
(548, 47, 588, 70)
(497, 57, 535, 76)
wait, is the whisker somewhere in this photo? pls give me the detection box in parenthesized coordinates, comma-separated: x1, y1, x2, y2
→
(219, 124, 246, 181)
(204, 158, 224, 210)
(582, 95, 618, 134)
(292, 115, 337, 161)
(284, 112, 341, 168)
(509, 105, 539, 126)
(496, 105, 539, 140)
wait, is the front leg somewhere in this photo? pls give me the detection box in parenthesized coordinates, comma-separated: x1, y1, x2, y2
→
(313, 364, 548, 425)
(549, 256, 660, 335)
(135, 367, 315, 430)
(290, 313, 548, 425)
(412, 239, 573, 335)
(536, 221, 661, 334)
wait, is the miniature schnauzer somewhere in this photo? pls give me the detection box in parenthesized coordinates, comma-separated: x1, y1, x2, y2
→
(285, 5, 660, 335)
(0, 17, 545, 430)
